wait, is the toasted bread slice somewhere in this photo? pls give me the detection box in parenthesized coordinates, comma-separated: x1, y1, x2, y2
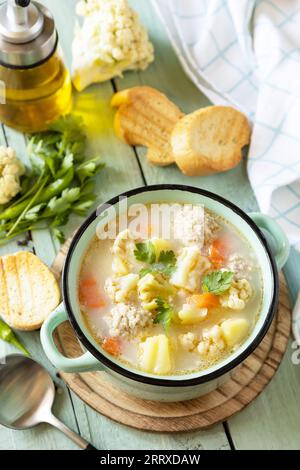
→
(171, 106, 251, 176)
(111, 88, 135, 108)
(146, 147, 175, 167)
(0, 252, 61, 331)
(111, 86, 181, 113)
(112, 86, 184, 165)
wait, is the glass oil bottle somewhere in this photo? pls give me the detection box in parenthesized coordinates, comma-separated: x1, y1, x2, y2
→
(0, 0, 72, 133)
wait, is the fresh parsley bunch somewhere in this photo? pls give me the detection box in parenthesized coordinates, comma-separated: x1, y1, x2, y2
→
(0, 115, 105, 244)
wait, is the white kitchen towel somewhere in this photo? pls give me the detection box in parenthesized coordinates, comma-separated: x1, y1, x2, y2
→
(151, 0, 300, 339)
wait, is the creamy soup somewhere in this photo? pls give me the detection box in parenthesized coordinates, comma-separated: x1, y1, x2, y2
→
(79, 204, 263, 376)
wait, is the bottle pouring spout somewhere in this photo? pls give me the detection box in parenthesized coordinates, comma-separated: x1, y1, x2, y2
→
(3, 0, 44, 43)
(7, 0, 30, 27)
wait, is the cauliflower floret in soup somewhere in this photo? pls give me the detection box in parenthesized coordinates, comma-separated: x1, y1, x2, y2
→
(138, 273, 174, 311)
(179, 332, 197, 351)
(111, 229, 139, 275)
(104, 273, 139, 303)
(170, 246, 211, 293)
(220, 279, 252, 310)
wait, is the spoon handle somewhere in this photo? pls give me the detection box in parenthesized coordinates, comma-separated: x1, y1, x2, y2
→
(46, 413, 97, 450)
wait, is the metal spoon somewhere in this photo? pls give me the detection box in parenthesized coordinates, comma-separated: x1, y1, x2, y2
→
(0, 354, 96, 450)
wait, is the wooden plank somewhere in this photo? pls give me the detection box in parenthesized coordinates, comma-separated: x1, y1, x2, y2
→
(69, 394, 230, 450)
(226, 341, 300, 450)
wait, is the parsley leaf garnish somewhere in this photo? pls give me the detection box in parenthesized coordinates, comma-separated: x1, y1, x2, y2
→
(153, 298, 173, 333)
(138, 249, 177, 278)
(202, 270, 234, 295)
(158, 250, 176, 266)
(134, 241, 156, 264)
(139, 267, 153, 278)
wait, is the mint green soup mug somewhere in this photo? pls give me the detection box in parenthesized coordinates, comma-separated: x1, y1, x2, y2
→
(41, 185, 290, 402)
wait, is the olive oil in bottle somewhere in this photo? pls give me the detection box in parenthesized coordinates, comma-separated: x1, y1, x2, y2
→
(0, 0, 72, 133)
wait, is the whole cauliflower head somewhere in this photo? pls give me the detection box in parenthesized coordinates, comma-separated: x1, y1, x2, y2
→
(0, 146, 24, 205)
(220, 279, 252, 310)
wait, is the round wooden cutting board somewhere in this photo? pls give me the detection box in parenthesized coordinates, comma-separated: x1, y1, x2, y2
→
(51, 240, 291, 432)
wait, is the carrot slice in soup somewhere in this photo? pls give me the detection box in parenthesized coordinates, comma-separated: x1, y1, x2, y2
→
(79, 277, 106, 308)
(209, 237, 228, 268)
(188, 293, 219, 309)
(102, 337, 121, 356)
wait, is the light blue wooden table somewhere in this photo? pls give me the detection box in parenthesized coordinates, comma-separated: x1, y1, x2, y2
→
(0, 0, 299, 451)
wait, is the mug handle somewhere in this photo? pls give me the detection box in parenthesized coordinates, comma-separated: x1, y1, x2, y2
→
(40, 303, 101, 373)
(249, 212, 290, 271)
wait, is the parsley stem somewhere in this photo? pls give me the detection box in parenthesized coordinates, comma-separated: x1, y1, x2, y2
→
(6, 176, 49, 238)
(9, 171, 46, 209)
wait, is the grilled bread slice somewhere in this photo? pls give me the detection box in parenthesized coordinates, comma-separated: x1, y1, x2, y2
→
(112, 86, 184, 166)
(171, 106, 251, 176)
(0, 252, 61, 331)
(146, 147, 176, 167)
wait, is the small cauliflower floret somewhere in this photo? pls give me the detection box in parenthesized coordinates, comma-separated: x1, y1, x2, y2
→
(197, 339, 225, 359)
(197, 325, 226, 358)
(203, 325, 226, 350)
(178, 303, 208, 325)
(138, 273, 174, 311)
(112, 256, 128, 276)
(151, 238, 174, 260)
(221, 318, 250, 348)
(72, 0, 154, 91)
(139, 334, 171, 374)
(220, 279, 252, 310)
(108, 303, 151, 338)
(197, 341, 210, 356)
(111, 229, 138, 275)
(0, 146, 25, 205)
(226, 253, 252, 280)
(173, 204, 205, 246)
(179, 332, 197, 351)
(170, 246, 211, 293)
(104, 273, 139, 303)
(204, 211, 220, 245)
